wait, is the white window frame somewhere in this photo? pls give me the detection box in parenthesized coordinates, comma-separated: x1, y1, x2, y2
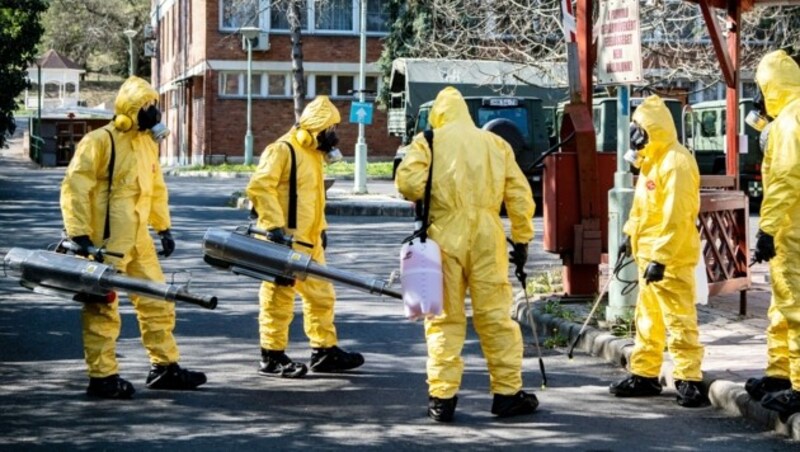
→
(219, 0, 269, 32)
(265, 0, 389, 36)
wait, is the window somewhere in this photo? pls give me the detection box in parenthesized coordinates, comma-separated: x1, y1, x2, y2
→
(268, 74, 287, 96)
(477, 107, 531, 143)
(338, 75, 354, 96)
(251, 74, 263, 96)
(221, 0, 259, 30)
(316, 0, 353, 31)
(363, 75, 378, 94)
(366, 0, 389, 32)
(700, 111, 718, 137)
(316, 75, 333, 95)
(270, 0, 308, 30)
(221, 72, 242, 96)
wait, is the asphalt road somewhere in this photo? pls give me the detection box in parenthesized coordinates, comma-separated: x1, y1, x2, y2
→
(0, 148, 792, 451)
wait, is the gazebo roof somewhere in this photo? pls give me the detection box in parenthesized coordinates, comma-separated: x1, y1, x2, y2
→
(32, 49, 83, 71)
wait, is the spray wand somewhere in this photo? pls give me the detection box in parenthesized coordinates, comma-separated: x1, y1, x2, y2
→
(567, 250, 636, 360)
(508, 239, 547, 389)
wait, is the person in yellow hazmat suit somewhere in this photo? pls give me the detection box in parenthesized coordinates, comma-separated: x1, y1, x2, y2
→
(743, 50, 800, 419)
(60, 76, 206, 399)
(246, 96, 363, 378)
(396, 87, 539, 422)
(608, 95, 709, 408)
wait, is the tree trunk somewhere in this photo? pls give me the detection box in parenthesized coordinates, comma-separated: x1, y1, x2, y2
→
(288, 0, 305, 122)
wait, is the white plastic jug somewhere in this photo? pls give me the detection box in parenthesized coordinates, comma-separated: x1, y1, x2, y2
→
(400, 238, 444, 320)
(695, 243, 709, 305)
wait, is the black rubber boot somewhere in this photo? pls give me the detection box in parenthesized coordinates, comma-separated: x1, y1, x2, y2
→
(87, 374, 135, 399)
(745, 376, 791, 402)
(259, 349, 308, 378)
(761, 389, 800, 422)
(145, 363, 207, 390)
(428, 395, 458, 423)
(609, 374, 662, 397)
(309, 346, 364, 373)
(675, 380, 710, 408)
(491, 390, 539, 418)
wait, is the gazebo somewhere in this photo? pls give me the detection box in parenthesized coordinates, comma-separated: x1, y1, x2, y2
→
(25, 49, 85, 109)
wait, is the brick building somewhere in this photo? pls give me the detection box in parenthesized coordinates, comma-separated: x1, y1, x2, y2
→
(150, 0, 400, 165)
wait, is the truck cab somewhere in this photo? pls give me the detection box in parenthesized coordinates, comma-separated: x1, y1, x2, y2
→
(685, 98, 763, 203)
(392, 96, 551, 202)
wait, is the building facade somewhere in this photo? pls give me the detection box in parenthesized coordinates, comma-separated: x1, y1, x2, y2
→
(151, 0, 400, 165)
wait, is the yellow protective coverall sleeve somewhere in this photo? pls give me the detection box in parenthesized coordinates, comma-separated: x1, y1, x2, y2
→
(624, 95, 703, 382)
(396, 87, 534, 398)
(247, 142, 292, 231)
(754, 50, 800, 390)
(60, 76, 178, 377)
(249, 96, 341, 349)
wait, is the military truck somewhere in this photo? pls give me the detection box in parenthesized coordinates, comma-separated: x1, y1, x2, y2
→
(393, 96, 552, 202)
(685, 98, 763, 202)
(553, 96, 684, 152)
(388, 58, 565, 143)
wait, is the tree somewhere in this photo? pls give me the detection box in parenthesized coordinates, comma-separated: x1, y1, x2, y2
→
(378, 0, 800, 99)
(376, 1, 434, 108)
(0, 0, 46, 148)
(39, 0, 150, 77)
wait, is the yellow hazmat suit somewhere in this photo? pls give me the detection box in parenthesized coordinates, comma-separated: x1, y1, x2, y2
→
(756, 50, 800, 392)
(246, 96, 340, 351)
(396, 87, 535, 399)
(61, 76, 177, 378)
(623, 95, 703, 382)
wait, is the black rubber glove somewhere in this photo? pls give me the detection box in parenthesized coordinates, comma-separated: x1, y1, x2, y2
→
(617, 235, 632, 259)
(71, 235, 98, 260)
(321, 230, 327, 250)
(158, 229, 176, 258)
(753, 229, 776, 263)
(509, 242, 529, 270)
(643, 261, 665, 285)
(267, 228, 293, 247)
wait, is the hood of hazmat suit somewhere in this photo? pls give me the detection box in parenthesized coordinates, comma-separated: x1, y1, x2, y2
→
(246, 96, 341, 247)
(623, 95, 700, 269)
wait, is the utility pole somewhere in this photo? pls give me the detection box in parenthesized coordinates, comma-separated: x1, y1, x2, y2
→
(606, 85, 638, 322)
(353, 0, 368, 194)
(123, 29, 137, 77)
(241, 27, 260, 166)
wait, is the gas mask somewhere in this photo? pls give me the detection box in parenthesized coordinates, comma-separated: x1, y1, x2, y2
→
(745, 86, 772, 132)
(137, 104, 170, 142)
(623, 122, 649, 168)
(317, 127, 343, 163)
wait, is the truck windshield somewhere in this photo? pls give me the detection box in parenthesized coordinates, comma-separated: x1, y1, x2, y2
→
(477, 107, 531, 143)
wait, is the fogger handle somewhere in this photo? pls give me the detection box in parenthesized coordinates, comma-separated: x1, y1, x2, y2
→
(174, 291, 218, 310)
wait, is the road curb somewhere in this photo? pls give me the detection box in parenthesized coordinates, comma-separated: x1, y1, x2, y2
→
(235, 196, 414, 217)
(514, 298, 800, 440)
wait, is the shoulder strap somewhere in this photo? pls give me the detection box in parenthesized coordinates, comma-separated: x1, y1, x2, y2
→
(403, 131, 435, 245)
(281, 141, 298, 230)
(103, 129, 116, 241)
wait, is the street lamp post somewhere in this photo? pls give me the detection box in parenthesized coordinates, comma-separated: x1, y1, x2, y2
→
(353, 0, 368, 194)
(123, 29, 137, 77)
(240, 27, 260, 166)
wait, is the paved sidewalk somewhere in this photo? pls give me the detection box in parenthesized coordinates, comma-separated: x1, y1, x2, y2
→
(514, 263, 800, 440)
